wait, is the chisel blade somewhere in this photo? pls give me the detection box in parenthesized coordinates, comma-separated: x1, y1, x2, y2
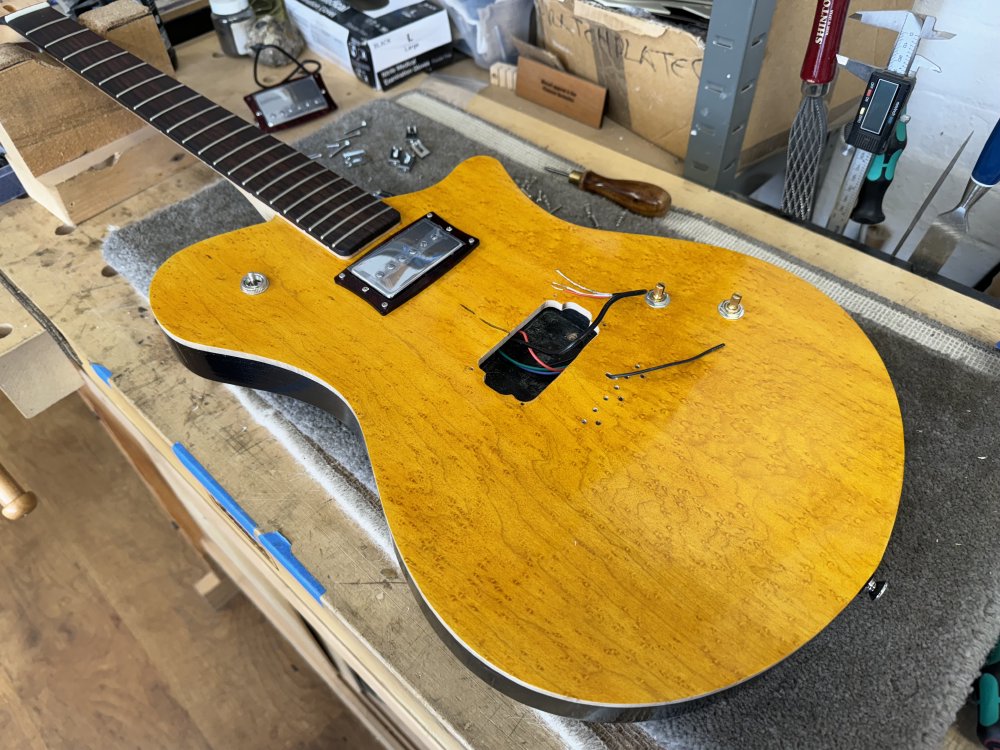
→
(891, 131, 972, 258)
(909, 215, 967, 276)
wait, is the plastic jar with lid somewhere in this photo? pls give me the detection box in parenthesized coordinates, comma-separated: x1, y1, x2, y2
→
(210, 0, 255, 57)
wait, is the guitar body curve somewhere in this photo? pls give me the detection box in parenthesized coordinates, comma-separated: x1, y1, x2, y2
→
(149, 156, 904, 719)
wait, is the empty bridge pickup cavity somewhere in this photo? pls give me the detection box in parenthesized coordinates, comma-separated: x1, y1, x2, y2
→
(335, 212, 478, 315)
(480, 302, 597, 402)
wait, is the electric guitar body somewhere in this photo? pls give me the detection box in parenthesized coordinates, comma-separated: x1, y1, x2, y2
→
(0, 1, 904, 720)
(149, 157, 904, 719)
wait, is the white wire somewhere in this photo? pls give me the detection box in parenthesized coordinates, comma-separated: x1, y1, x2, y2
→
(554, 269, 612, 297)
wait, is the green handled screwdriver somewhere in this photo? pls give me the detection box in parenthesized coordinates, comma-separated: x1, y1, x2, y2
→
(850, 112, 910, 226)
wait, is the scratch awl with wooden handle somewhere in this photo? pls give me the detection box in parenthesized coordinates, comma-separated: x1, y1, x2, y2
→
(544, 166, 672, 217)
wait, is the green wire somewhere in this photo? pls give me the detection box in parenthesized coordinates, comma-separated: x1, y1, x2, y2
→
(498, 351, 561, 375)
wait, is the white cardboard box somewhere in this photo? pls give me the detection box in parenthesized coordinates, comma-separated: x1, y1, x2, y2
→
(286, 0, 453, 90)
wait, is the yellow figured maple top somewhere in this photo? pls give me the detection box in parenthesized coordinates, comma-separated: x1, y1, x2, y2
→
(150, 157, 903, 707)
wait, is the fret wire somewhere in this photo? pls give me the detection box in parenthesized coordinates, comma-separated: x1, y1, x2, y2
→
(47, 28, 88, 46)
(301, 189, 364, 226)
(197, 124, 254, 155)
(240, 151, 299, 186)
(180, 114, 236, 145)
(148, 93, 201, 122)
(256, 160, 313, 193)
(225, 142, 284, 175)
(211, 132, 269, 163)
(165, 104, 219, 134)
(9, 9, 394, 255)
(336, 215, 395, 251)
(116, 72, 165, 98)
(99, 62, 146, 86)
(62, 39, 109, 61)
(322, 204, 395, 243)
(269, 171, 333, 203)
(80, 49, 128, 74)
(296, 183, 356, 217)
(305, 191, 365, 231)
(133, 83, 184, 109)
(283, 179, 341, 213)
(23, 16, 68, 35)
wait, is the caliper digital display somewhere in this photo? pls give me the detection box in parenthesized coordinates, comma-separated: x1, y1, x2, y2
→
(846, 70, 913, 154)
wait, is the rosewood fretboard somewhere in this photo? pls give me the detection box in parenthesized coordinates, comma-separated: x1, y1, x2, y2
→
(2, 3, 399, 257)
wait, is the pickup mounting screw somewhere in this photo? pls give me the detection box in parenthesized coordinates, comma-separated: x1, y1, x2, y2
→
(645, 282, 670, 309)
(241, 272, 268, 295)
(719, 292, 744, 319)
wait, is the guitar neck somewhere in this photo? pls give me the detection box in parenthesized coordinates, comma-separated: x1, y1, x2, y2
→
(1, 3, 399, 257)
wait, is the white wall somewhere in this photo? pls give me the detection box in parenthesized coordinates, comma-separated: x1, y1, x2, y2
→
(885, 0, 1000, 284)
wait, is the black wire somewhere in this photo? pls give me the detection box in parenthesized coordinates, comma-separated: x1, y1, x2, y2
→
(605, 343, 726, 380)
(509, 289, 647, 361)
(251, 44, 322, 89)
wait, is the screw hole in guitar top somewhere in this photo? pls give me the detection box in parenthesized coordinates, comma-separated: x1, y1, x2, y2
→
(101, 265, 118, 278)
(55, 225, 75, 236)
(0, 324, 12, 339)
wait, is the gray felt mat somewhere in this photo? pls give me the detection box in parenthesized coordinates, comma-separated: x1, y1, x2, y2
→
(103, 93, 1000, 750)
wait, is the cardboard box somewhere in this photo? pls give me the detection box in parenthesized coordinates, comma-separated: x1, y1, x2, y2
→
(286, 0, 453, 91)
(536, 0, 909, 162)
(515, 57, 607, 127)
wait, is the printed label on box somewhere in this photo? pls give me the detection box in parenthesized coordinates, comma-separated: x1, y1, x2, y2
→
(286, 0, 452, 90)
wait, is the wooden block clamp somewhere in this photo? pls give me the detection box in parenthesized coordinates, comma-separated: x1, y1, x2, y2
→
(0, 0, 194, 225)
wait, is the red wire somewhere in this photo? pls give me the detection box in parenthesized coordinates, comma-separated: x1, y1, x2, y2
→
(520, 331, 563, 372)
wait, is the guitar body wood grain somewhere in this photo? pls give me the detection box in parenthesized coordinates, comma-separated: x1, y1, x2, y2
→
(149, 156, 904, 719)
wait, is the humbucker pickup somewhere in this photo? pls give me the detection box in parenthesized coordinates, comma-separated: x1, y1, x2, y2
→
(335, 212, 478, 315)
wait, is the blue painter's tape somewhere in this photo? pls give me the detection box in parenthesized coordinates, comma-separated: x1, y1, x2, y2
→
(259, 531, 326, 603)
(91, 363, 113, 385)
(172, 443, 258, 537)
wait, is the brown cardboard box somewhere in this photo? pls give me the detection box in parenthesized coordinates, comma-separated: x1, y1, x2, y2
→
(536, 0, 909, 162)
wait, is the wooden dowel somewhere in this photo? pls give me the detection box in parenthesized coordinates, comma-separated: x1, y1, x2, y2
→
(0, 460, 37, 520)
